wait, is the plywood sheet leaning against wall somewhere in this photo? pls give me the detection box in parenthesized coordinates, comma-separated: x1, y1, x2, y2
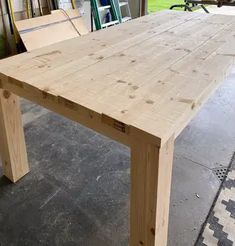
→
(15, 9, 89, 51)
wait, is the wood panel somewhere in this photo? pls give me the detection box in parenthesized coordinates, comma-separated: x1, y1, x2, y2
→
(0, 89, 29, 182)
(15, 9, 89, 51)
(130, 135, 174, 246)
(0, 11, 234, 148)
(0, 11, 197, 77)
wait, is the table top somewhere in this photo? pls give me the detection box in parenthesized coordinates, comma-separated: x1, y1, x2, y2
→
(0, 10, 234, 145)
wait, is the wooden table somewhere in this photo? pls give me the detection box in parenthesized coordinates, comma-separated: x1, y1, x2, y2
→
(0, 10, 234, 246)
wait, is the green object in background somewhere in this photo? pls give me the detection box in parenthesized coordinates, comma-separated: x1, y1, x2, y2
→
(148, 0, 184, 12)
(91, 0, 120, 30)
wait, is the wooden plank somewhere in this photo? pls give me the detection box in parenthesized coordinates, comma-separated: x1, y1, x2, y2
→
(0, 13, 217, 96)
(0, 11, 204, 80)
(20, 14, 216, 91)
(15, 9, 89, 51)
(0, 77, 161, 147)
(130, 135, 174, 246)
(34, 14, 234, 144)
(0, 11, 234, 149)
(0, 89, 29, 182)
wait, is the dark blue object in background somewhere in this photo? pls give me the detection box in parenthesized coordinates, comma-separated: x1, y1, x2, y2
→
(105, 11, 112, 23)
(100, 0, 109, 6)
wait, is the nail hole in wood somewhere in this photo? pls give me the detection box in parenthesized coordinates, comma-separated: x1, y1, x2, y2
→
(121, 110, 128, 114)
(117, 79, 126, 84)
(97, 56, 104, 60)
(191, 102, 196, 110)
(146, 99, 154, 104)
(132, 85, 139, 90)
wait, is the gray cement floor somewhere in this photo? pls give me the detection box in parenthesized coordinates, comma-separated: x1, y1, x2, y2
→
(0, 69, 235, 246)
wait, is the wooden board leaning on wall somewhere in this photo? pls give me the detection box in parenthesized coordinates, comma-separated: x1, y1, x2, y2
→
(15, 9, 89, 51)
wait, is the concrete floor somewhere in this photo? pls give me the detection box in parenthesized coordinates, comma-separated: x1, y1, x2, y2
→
(0, 73, 235, 244)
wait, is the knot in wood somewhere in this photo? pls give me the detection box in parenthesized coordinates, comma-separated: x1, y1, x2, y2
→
(3, 90, 11, 99)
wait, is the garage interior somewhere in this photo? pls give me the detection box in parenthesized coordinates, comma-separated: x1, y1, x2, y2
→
(0, 1, 235, 246)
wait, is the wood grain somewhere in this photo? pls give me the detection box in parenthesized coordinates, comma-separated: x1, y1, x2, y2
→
(130, 135, 174, 246)
(0, 11, 234, 147)
(0, 89, 29, 182)
(15, 9, 89, 51)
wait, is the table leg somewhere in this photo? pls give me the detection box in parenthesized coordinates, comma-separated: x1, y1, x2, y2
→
(0, 89, 29, 183)
(130, 136, 174, 246)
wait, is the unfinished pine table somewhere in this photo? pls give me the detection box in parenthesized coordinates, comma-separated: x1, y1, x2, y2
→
(0, 10, 235, 246)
